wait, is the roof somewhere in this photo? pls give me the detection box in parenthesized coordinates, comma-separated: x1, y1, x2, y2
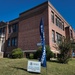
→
(0, 21, 7, 28)
(20, 1, 48, 15)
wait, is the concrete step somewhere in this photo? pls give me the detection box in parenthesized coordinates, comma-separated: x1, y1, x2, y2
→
(0, 52, 3, 58)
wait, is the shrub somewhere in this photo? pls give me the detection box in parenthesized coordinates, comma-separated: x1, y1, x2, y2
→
(34, 47, 42, 59)
(57, 39, 72, 63)
(11, 48, 23, 59)
(34, 45, 54, 61)
(46, 45, 54, 60)
(29, 53, 34, 59)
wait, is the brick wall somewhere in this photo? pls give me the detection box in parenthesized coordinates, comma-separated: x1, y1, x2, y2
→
(18, 4, 49, 52)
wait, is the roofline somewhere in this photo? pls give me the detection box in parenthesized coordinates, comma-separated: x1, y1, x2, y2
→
(9, 18, 19, 23)
(20, 1, 74, 30)
(0, 25, 7, 28)
(20, 1, 48, 15)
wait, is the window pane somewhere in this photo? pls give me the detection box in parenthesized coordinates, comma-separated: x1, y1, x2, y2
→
(56, 32, 62, 43)
(14, 37, 17, 46)
(8, 38, 11, 47)
(51, 11, 54, 23)
(52, 30, 55, 42)
(0, 28, 2, 34)
(12, 24, 18, 32)
(11, 37, 17, 46)
(55, 16, 64, 31)
(3, 27, 5, 34)
(9, 26, 11, 33)
(11, 38, 14, 46)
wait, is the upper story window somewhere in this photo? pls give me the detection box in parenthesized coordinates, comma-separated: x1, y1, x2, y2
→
(2, 27, 5, 34)
(0, 28, 2, 34)
(52, 30, 55, 43)
(55, 16, 64, 31)
(12, 24, 18, 32)
(9, 25, 12, 33)
(0, 27, 5, 34)
(70, 30, 73, 39)
(8, 23, 18, 33)
(7, 38, 11, 47)
(51, 11, 54, 23)
(62, 22, 64, 30)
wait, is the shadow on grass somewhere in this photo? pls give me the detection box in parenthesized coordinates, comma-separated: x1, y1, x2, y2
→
(49, 59, 69, 64)
(12, 66, 27, 71)
(11, 66, 40, 74)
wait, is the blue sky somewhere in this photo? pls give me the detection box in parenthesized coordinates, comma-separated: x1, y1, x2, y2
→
(0, 0, 75, 29)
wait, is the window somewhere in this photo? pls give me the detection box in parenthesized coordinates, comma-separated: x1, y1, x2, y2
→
(8, 23, 18, 33)
(2, 27, 5, 34)
(12, 24, 18, 32)
(11, 37, 17, 46)
(72, 50, 75, 57)
(70, 30, 73, 38)
(9, 25, 12, 33)
(55, 16, 64, 30)
(0, 28, 2, 34)
(62, 22, 64, 30)
(56, 17, 61, 27)
(56, 32, 62, 43)
(7, 38, 11, 47)
(56, 18, 58, 26)
(0, 27, 6, 34)
(51, 11, 54, 23)
(52, 30, 55, 42)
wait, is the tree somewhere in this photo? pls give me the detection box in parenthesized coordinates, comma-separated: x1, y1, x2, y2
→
(57, 39, 72, 63)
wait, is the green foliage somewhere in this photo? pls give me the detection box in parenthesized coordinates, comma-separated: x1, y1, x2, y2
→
(29, 53, 34, 59)
(34, 45, 54, 60)
(34, 47, 42, 59)
(46, 45, 54, 60)
(11, 48, 23, 59)
(71, 39, 75, 50)
(57, 39, 72, 63)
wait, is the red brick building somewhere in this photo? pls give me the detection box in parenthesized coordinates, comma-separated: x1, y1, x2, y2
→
(0, 1, 75, 57)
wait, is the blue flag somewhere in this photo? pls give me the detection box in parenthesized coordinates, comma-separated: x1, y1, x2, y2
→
(39, 18, 46, 67)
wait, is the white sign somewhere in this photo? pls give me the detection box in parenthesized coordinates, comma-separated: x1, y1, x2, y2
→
(37, 43, 42, 46)
(27, 61, 41, 73)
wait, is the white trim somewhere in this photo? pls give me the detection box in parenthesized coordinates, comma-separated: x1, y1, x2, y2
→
(6, 50, 37, 54)
(23, 50, 37, 52)
(51, 50, 60, 54)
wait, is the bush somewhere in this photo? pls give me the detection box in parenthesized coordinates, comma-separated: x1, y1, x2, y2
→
(34, 47, 42, 59)
(57, 39, 72, 63)
(34, 45, 54, 61)
(29, 53, 34, 59)
(11, 48, 23, 59)
(46, 45, 54, 60)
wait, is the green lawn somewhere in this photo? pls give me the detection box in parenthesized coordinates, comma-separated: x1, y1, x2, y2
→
(0, 58, 75, 75)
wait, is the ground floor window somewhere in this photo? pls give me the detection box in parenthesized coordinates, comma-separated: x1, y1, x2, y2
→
(11, 37, 17, 46)
(7, 38, 11, 47)
(72, 50, 75, 57)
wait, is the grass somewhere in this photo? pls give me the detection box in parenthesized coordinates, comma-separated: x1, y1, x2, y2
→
(0, 58, 75, 75)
